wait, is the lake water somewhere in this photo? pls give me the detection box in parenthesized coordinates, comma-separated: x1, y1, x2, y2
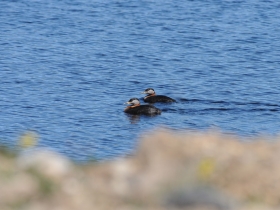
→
(1, 0, 280, 161)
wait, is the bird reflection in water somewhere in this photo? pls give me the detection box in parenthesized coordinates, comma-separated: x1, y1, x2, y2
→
(126, 114, 140, 124)
(126, 114, 159, 124)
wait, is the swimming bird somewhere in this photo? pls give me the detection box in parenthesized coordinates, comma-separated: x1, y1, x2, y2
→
(124, 98, 161, 115)
(142, 88, 176, 103)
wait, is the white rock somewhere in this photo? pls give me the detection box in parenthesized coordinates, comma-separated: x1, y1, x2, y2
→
(17, 149, 73, 180)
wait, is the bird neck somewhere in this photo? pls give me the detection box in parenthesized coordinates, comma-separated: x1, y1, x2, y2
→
(145, 93, 156, 99)
(125, 104, 140, 110)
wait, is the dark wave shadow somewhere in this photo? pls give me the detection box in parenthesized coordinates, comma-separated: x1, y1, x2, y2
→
(178, 98, 280, 108)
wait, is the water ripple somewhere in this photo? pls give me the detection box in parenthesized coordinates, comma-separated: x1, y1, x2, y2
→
(1, 0, 280, 161)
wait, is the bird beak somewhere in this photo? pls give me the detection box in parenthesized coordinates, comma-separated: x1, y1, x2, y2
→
(141, 91, 146, 94)
(125, 101, 131, 105)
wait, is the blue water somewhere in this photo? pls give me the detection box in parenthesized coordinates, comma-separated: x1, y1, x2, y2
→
(1, 0, 280, 161)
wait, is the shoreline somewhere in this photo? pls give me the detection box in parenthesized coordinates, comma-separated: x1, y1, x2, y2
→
(1, 129, 279, 210)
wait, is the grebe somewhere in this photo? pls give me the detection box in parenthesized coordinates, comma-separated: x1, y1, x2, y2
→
(124, 98, 161, 115)
(142, 88, 176, 103)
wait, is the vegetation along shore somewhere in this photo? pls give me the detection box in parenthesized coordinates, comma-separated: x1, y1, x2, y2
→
(1, 129, 280, 210)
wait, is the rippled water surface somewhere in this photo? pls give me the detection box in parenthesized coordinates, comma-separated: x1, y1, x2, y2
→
(1, 0, 280, 161)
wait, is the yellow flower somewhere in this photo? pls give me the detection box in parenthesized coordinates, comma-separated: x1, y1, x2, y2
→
(197, 158, 215, 180)
(19, 131, 38, 148)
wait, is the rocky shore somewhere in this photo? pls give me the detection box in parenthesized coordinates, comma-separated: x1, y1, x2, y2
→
(1, 129, 280, 210)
